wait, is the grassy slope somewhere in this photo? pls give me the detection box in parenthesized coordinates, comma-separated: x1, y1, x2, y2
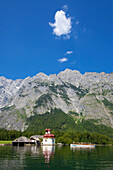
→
(26, 108, 83, 132)
(26, 108, 113, 138)
(80, 120, 113, 138)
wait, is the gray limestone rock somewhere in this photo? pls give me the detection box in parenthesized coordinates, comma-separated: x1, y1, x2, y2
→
(0, 69, 113, 130)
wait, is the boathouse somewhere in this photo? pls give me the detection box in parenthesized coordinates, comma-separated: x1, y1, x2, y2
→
(30, 135, 41, 145)
(12, 136, 31, 146)
(12, 136, 42, 146)
(42, 129, 55, 145)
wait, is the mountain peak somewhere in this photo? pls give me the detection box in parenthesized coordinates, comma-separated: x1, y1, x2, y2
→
(0, 69, 113, 131)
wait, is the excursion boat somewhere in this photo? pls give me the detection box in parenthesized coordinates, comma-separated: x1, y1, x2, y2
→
(70, 143, 96, 148)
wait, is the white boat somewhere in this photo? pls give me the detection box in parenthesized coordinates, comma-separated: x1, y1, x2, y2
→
(70, 143, 95, 148)
(57, 143, 63, 146)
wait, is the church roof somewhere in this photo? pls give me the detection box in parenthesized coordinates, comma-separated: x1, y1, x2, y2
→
(43, 134, 55, 138)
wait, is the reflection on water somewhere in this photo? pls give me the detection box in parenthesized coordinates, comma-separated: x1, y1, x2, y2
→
(42, 145, 55, 163)
(70, 146, 95, 151)
(0, 145, 113, 169)
(13, 145, 55, 163)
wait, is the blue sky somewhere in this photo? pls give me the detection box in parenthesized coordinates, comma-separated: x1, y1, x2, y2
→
(0, 0, 113, 79)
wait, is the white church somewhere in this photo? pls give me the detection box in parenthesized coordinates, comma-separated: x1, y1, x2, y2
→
(42, 129, 55, 145)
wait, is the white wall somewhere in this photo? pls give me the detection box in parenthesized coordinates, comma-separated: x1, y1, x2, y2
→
(43, 138, 55, 145)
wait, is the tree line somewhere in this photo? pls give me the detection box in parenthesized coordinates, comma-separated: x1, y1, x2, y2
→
(0, 129, 113, 144)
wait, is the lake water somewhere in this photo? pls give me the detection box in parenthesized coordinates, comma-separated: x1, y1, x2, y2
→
(0, 145, 113, 169)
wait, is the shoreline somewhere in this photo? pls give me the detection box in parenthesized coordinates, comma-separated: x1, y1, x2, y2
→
(0, 143, 113, 146)
(0, 143, 12, 146)
(0, 141, 12, 146)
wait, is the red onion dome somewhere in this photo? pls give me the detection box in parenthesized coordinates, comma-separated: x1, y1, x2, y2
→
(45, 129, 48, 132)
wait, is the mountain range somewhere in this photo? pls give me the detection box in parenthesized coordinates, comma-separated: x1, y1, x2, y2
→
(0, 69, 113, 134)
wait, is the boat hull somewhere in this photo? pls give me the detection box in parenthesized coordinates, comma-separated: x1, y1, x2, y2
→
(70, 144, 95, 148)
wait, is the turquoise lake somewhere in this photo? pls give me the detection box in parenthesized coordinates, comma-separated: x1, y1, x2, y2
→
(0, 145, 113, 169)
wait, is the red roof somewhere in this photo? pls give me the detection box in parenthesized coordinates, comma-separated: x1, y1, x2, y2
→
(43, 134, 55, 138)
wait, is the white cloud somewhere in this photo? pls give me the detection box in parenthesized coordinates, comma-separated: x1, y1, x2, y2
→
(49, 10, 72, 37)
(66, 51, 73, 55)
(63, 35, 70, 39)
(58, 57, 68, 63)
(62, 5, 68, 11)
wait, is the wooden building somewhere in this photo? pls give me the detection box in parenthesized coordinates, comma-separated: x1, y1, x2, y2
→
(30, 135, 41, 146)
(12, 136, 31, 146)
(12, 136, 42, 146)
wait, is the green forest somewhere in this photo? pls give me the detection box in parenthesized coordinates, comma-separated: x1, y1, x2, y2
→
(0, 129, 113, 145)
(0, 108, 113, 144)
(26, 108, 113, 138)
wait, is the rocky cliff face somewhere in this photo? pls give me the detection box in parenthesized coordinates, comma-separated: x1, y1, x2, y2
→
(0, 69, 113, 131)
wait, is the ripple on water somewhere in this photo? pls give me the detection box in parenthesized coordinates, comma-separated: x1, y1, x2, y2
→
(0, 145, 113, 169)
